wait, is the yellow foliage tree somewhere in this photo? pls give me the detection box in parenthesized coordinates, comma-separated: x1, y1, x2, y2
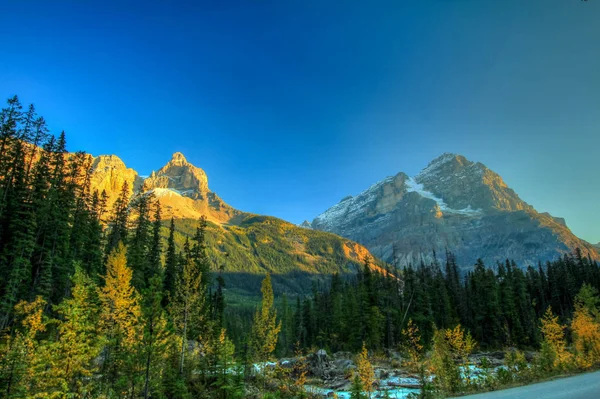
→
(445, 324, 476, 364)
(355, 343, 375, 399)
(0, 296, 47, 398)
(430, 328, 461, 394)
(571, 293, 600, 369)
(540, 306, 572, 370)
(443, 324, 476, 386)
(401, 319, 423, 372)
(99, 242, 142, 396)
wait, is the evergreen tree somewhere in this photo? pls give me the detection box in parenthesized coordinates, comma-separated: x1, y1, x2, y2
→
(249, 273, 281, 362)
(163, 217, 178, 305)
(171, 253, 204, 376)
(128, 194, 152, 290)
(106, 182, 130, 254)
(141, 275, 172, 399)
(44, 265, 102, 397)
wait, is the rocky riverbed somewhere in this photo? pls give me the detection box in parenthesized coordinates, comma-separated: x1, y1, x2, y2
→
(275, 349, 509, 398)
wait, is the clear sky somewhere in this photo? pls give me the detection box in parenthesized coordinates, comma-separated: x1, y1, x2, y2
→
(1, 1, 599, 243)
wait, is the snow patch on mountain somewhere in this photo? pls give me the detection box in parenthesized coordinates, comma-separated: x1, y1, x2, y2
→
(146, 187, 183, 198)
(313, 176, 397, 230)
(405, 177, 482, 216)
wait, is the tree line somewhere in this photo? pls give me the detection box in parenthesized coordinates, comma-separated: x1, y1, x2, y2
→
(277, 249, 600, 355)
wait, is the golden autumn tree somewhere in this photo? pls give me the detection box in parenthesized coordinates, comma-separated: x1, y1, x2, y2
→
(540, 306, 572, 371)
(445, 324, 476, 363)
(401, 319, 423, 372)
(445, 324, 476, 385)
(571, 285, 600, 369)
(99, 242, 142, 397)
(430, 328, 461, 394)
(355, 342, 375, 399)
(0, 296, 47, 398)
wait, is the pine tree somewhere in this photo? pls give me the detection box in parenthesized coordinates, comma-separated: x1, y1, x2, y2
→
(401, 319, 423, 372)
(106, 182, 130, 254)
(249, 273, 281, 363)
(171, 253, 204, 376)
(148, 202, 163, 279)
(350, 375, 366, 399)
(46, 265, 102, 396)
(212, 328, 236, 398)
(141, 275, 172, 399)
(430, 328, 461, 394)
(163, 217, 177, 305)
(128, 194, 152, 290)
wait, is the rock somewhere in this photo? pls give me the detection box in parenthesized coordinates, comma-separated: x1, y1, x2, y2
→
(333, 359, 354, 371)
(332, 351, 353, 360)
(278, 358, 296, 369)
(89, 154, 142, 209)
(376, 368, 390, 380)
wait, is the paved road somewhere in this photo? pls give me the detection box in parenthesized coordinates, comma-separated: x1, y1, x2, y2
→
(460, 371, 600, 399)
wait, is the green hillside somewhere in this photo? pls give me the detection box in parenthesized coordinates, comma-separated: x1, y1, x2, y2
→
(167, 214, 378, 302)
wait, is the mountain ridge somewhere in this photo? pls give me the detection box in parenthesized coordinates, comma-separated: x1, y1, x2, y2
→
(311, 153, 599, 269)
(83, 150, 381, 296)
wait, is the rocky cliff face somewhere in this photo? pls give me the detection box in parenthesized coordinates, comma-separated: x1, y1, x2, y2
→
(88, 152, 242, 224)
(89, 155, 144, 209)
(312, 153, 599, 269)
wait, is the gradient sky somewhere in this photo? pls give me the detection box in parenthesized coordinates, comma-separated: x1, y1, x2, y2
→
(1, 1, 599, 243)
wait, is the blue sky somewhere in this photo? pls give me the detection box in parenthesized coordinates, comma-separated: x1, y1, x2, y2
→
(1, 1, 599, 243)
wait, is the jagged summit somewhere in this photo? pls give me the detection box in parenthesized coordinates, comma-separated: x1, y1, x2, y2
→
(86, 151, 241, 223)
(312, 153, 600, 269)
(144, 152, 209, 196)
(417, 153, 477, 179)
(170, 151, 188, 163)
(165, 151, 197, 168)
(415, 153, 528, 213)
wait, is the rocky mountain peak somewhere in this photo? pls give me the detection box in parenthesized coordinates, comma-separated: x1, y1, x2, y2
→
(85, 151, 241, 224)
(300, 220, 313, 229)
(168, 151, 189, 166)
(143, 152, 209, 197)
(415, 153, 528, 213)
(312, 153, 600, 269)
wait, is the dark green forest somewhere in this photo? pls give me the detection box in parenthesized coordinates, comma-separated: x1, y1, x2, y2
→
(279, 250, 600, 355)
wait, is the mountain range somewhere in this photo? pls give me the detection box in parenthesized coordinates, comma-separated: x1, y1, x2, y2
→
(86, 151, 377, 298)
(87, 150, 598, 293)
(311, 153, 599, 269)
